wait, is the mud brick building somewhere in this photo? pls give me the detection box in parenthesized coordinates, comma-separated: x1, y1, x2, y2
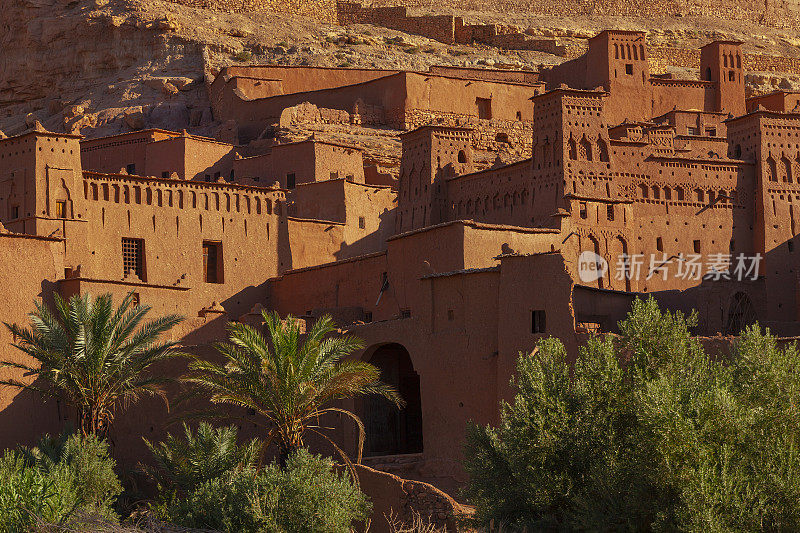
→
(2, 30, 800, 495)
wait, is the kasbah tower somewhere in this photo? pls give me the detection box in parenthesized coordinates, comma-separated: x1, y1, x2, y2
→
(4, 0, 800, 508)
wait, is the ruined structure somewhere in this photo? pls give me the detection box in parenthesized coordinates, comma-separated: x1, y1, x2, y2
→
(2, 30, 800, 494)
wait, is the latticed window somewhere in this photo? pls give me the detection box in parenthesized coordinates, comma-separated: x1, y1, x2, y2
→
(55, 201, 66, 219)
(122, 238, 144, 280)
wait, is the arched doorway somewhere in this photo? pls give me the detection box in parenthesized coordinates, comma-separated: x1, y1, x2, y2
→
(725, 292, 757, 335)
(364, 344, 423, 456)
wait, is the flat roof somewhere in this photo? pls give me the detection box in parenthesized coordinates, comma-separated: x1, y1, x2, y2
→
(386, 219, 559, 242)
(530, 87, 608, 101)
(0, 130, 82, 143)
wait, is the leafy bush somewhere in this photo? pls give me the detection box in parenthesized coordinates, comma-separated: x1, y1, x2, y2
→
(143, 422, 260, 492)
(465, 297, 800, 532)
(149, 424, 371, 533)
(233, 50, 252, 62)
(0, 432, 122, 532)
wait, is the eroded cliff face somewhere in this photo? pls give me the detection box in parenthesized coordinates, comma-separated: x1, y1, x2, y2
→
(5, 0, 800, 143)
(0, 0, 212, 137)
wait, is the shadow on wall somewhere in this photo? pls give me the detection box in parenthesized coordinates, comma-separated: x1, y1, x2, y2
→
(334, 206, 397, 261)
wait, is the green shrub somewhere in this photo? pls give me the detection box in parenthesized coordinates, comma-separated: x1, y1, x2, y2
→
(149, 425, 370, 532)
(0, 432, 122, 532)
(143, 422, 260, 492)
(253, 449, 371, 533)
(465, 297, 800, 532)
(233, 50, 252, 62)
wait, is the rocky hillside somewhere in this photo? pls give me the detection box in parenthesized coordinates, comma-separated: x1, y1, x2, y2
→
(3, 0, 800, 141)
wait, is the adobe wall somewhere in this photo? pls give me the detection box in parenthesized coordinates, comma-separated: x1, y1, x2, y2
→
(352, 464, 461, 533)
(428, 65, 541, 85)
(234, 141, 366, 188)
(77, 172, 286, 319)
(649, 47, 800, 77)
(212, 73, 408, 141)
(356, 0, 800, 30)
(81, 130, 179, 176)
(162, 0, 336, 22)
(0, 232, 66, 452)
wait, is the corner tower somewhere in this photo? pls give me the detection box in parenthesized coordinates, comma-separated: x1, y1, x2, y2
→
(396, 126, 473, 233)
(701, 41, 746, 117)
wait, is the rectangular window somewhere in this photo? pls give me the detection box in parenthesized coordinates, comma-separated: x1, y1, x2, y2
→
(656, 237, 663, 252)
(130, 292, 140, 307)
(531, 310, 546, 334)
(706, 127, 717, 137)
(122, 238, 145, 281)
(607, 204, 615, 221)
(625, 64, 633, 75)
(346, 174, 354, 182)
(287, 173, 296, 189)
(203, 241, 223, 283)
(55, 201, 66, 219)
(162, 171, 169, 179)
(693, 240, 701, 254)
(687, 126, 700, 136)
(401, 308, 411, 319)
(11, 205, 19, 219)
(358, 216, 366, 229)
(364, 311, 373, 323)
(330, 171, 338, 180)
(126, 163, 136, 175)
(579, 202, 588, 219)
(476, 97, 492, 119)
(447, 309, 455, 321)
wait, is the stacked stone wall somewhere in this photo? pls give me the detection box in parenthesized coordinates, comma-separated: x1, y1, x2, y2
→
(404, 109, 533, 155)
(650, 47, 800, 76)
(339, 1, 567, 54)
(357, 0, 800, 30)
(164, 0, 337, 22)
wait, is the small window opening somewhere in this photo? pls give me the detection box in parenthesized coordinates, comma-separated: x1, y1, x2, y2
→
(693, 240, 701, 254)
(287, 173, 296, 189)
(203, 241, 223, 283)
(55, 200, 67, 219)
(625, 64, 633, 75)
(531, 310, 546, 333)
(122, 237, 145, 280)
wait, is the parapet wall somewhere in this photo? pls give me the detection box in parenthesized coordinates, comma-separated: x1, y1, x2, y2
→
(338, 1, 568, 54)
(649, 47, 800, 76)
(353, 0, 800, 30)
(163, 0, 337, 22)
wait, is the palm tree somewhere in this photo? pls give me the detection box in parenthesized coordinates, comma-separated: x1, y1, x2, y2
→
(182, 310, 403, 466)
(1, 292, 185, 439)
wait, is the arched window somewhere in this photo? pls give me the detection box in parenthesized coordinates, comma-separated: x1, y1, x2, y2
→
(568, 137, 577, 160)
(579, 137, 593, 161)
(597, 138, 609, 162)
(457, 150, 467, 163)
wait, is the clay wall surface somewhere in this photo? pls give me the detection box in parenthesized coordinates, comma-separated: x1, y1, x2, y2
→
(427, 65, 542, 85)
(291, 178, 396, 258)
(212, 72, 408, 141)
(746, 91, 800, 113)
(357, 0, 800, 30)
(77, 172, 285, 319)
(81, 131, 235, 182)
(352, 464, 461, 533)
(0, 233, 65, 452)
(233, 140, 365, 188)
(163, 0, 336, 22)
(81, 130, 178, 176)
